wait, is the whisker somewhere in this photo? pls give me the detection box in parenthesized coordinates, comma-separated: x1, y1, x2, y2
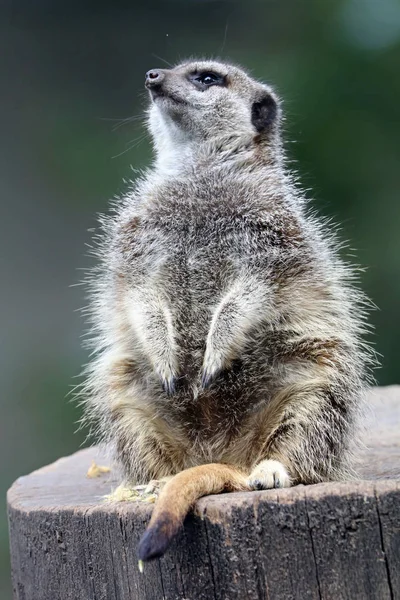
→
(219, 18, 230, 56)
(111, 133, 147, 159)
(98, 115, 144, 131)
(151, 52, 173, 68)
(99, 117, 132, 122)
(112, 115, 145, 132)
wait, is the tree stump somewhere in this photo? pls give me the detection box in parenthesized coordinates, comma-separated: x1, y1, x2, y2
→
(7, 386, 400, 600)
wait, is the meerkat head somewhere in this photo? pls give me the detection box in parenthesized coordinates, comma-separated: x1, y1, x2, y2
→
(145, 59, 281, 162)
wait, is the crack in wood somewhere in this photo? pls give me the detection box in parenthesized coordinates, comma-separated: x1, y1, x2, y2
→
(304, 491, 322, 600)
(203, 510, 218, 600)
(374, 487, 394, 600)
(118, 515, 133, 600)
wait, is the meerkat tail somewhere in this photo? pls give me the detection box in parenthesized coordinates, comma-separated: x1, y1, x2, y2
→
(138, 463, 251, 562)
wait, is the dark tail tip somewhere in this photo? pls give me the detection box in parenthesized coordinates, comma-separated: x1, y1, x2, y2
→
(138, 514, 179, 562)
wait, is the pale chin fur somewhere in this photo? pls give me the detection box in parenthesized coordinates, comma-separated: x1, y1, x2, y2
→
(147, 100, 258, 178)
(148, 104, 195, 177)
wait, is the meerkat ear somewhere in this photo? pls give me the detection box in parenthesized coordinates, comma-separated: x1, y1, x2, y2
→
(251, 93, 278, 133)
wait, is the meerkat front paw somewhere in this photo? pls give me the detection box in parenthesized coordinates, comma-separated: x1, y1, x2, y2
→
(201, 347, 226, 389)
(156, 362, 178, 396)
(248, 459, 291, 490)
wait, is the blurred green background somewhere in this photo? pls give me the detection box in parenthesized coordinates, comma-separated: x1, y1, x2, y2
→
(1, 0, 400, 596)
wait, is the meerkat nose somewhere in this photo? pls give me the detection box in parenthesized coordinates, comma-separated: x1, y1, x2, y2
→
(145, 69, 165, 87)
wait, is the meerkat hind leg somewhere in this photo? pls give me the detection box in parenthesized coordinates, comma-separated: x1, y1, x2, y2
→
(248, 459, 291, 490)
(144, 475, 174, 495)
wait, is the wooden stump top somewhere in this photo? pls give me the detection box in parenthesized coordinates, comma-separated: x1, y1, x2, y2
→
(7, 386, 400, 600)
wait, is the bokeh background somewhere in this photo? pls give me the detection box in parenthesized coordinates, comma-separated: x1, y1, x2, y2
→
(1, 0, 400, 596)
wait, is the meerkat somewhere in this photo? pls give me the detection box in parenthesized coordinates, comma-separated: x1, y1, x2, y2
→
(81, 59, 373, 563)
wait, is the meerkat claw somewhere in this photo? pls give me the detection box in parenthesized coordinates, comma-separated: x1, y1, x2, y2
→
(161, 376, 176, 396)
(201, 369, 217, 389)
(155, 362, 178, 396)
(252, 479, 264, 490)
(144, 477, 172, 495)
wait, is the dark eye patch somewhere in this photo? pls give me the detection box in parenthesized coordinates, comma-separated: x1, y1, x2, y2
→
(189, 71, 225, 90)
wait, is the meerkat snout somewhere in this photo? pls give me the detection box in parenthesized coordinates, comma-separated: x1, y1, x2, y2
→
(145, 69, 164, 82)
(145, 69, 165, 93)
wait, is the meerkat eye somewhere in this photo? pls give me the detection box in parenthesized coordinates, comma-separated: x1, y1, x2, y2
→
(196, 72, 220, 85)
(189, 71, 225, 89)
